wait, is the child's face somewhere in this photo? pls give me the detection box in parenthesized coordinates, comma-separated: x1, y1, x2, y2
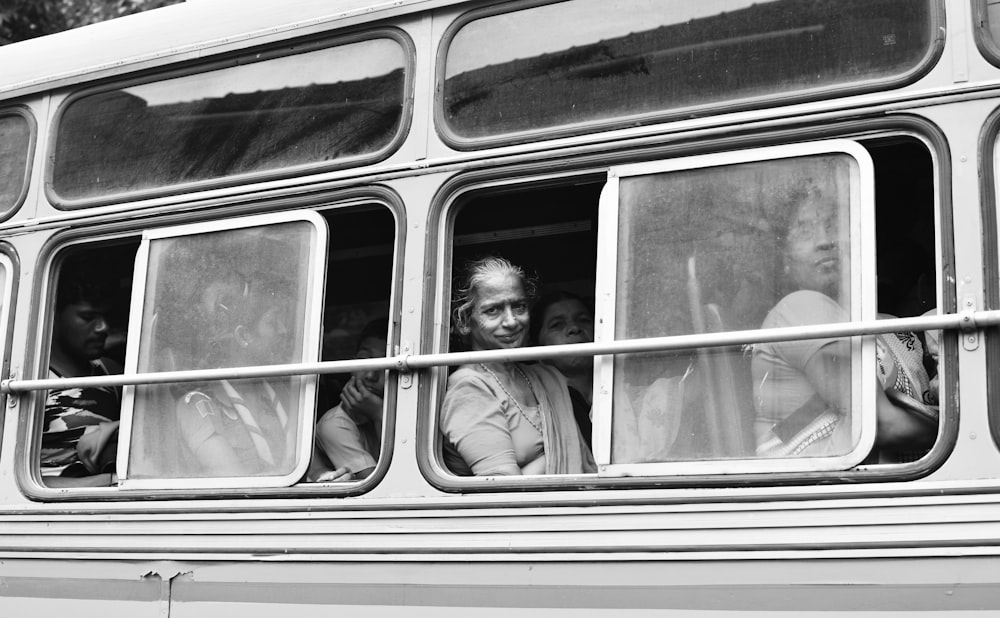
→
(353, 335, 388, 396)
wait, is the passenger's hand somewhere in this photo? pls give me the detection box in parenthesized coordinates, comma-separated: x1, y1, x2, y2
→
(314, 467, 354, 482)
(340, 376, 383, 424)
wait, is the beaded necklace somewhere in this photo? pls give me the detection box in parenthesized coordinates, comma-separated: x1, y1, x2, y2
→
(479, 363, 543, 435)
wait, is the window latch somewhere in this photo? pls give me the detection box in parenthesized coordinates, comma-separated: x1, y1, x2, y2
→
(4, 370, 17, 407)
(960, 295, 978, 351)
(397, 342, 413, 389)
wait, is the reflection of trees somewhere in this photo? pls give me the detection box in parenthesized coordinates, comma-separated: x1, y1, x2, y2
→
(168, 70, 404, 181)
(151, 225, 308, 372)
(619, 155, 848, 340)
(614, 156, 850, 459)
(445, 0, 931, 136)
(53, 69, 405, 199)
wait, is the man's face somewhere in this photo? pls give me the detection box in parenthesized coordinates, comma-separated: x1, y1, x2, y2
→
(54, 301, 109, 361)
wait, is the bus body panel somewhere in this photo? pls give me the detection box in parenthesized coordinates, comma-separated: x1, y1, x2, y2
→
(0, 0, 998, 613)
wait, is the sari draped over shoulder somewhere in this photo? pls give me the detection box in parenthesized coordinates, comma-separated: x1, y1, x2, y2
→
(521, 364, 596, 475)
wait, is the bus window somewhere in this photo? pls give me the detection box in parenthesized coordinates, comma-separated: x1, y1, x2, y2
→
(0, 252, 12, 451)
(52, 33, 410, 205)
(434, 135, 941, 484)
(440, 0, 939, 146)
(596, 144, 874, 474)
(310, 204, 398, 484)
(0, 111, 32, 215)
(868, 136, 941, 465)
(439, 181, 601, 477)
(594, 138, 941, 477)
(35, 203, 398, 495)
(118, 213, 326, 490)
(42, 242, 136, 488)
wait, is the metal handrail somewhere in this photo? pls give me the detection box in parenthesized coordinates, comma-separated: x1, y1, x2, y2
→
(3, 309, 988, 394)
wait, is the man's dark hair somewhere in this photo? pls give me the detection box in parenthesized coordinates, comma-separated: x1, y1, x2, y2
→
(55, 255, 113, 310)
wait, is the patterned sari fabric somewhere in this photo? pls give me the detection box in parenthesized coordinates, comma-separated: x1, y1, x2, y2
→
(876, 329, 938, 420)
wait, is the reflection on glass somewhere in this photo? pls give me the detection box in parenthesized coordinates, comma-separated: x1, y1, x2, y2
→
(54, 38, 406, 200)
(444, 0, 933, 139)
(0, 114, 31, 211)
(127, 221, 315, 479)
(612, 155, 857, 463)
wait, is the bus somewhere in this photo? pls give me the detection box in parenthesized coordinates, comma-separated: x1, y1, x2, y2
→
(0, 0, 998, 613)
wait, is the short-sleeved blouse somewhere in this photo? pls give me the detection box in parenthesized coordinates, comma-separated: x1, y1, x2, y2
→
(751, 290, 851, 454)
(440, 363, 593, 476)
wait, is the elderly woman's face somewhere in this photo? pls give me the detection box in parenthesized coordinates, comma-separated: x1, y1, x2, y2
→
(466, 273, 530, 351)
(784, 195, 848, 296)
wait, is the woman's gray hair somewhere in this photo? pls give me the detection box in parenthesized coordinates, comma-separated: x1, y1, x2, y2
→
(451, 256, 537, 336)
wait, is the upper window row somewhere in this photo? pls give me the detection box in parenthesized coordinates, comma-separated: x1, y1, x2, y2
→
(35, 0, 940, 206)
(441, 0, 939, 145)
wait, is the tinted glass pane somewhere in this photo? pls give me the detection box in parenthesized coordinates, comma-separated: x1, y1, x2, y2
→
(55, 37, 406, 201)
(444, 0, 933, 140)
(0, 114, 31, 211)
(988, 0, 1000, 42)
(126, 220, 318, 481)
(982, 0, 1000, 66)
(612, 154, 860, 464)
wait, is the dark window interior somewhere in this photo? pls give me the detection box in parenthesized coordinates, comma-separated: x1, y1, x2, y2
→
(451, 180, 602, 341)
(869, 137, 937, 318)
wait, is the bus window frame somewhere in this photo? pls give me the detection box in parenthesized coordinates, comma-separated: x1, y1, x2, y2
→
(15, 189, 405, 501)
(434, 0, 947, 151)
(0, 248, 19, 455)
(420, 120, 957, 493)
(46, 27, 416, 210)
(0, 106, 36, 221)
(980, 104, 1000, 452)
(593, 141, 878, 477)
